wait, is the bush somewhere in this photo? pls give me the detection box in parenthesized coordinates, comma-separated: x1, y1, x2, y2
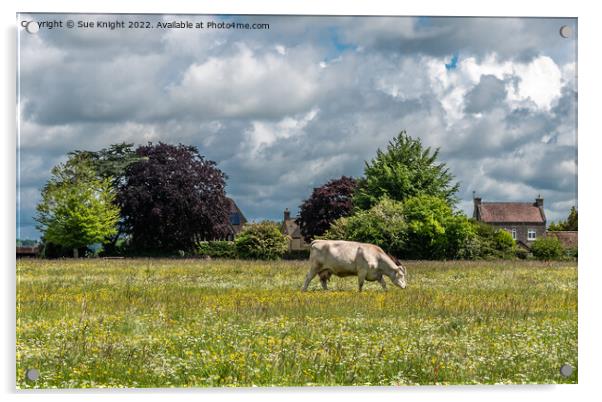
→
(196, 241, 237, 259)
(404, 196, 476, 260)
(494, 229, 515, 252)
(321, 198, 407, 257)
(235, 221, 288, 260)
(322, 196, 476, 260)
(282, 249, 311, 260)
(515, 248, 530, 260)
(40, 240, 89, 259)
(471, 222, 516, 259)
(565, 247, 578, 260)
(531, 237, 564, 261)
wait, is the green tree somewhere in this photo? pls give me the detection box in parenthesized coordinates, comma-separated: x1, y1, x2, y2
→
(69, 143, 144, 253)
(354, 131, 459, 210)
(403, 195, 474, 259)
(235, 221, 289, 260)
(69, 142, 143, 187)
(531, 237, 564, 261)
(566, 206, 578, 231)
(35, 158, 119, 257)
(322, 195, 474, 259)
(548, 206, 578, 231)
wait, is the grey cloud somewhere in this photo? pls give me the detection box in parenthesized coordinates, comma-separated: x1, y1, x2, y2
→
(340, 17, 577, 64)
(464, 75, 507, 113)
(17, 14, 578, 239)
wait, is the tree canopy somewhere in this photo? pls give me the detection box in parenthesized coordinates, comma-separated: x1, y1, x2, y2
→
(35, 158, 120, 256)
(353, 131, 459, 210)
(296, 176, 357, 242)
(322, 195, 475, 260)
(118, 142, 230, 252)
(548, 206, 578, 231)
(69, 142, 144, 188)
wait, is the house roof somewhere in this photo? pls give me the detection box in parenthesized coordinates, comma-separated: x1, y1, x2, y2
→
(547, 231, 578, 248)
(226, 198, 247, 225)
(477, 202, 545, 223)
(282, 219, 302, 238)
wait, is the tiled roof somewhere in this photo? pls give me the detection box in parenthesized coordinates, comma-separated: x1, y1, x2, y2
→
(547, 231, 578, 248)
(226, 197, 247, 225)
(282, 219, 302, 238)
(478, 202, 545, 223)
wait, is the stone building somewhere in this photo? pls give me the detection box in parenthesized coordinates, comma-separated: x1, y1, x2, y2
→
(281, 208, 310, 251)
(224, 198, 247, 241)
(473, 196, 547, 249)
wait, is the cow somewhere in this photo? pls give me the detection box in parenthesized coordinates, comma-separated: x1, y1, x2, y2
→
(301, 240, 407, 292)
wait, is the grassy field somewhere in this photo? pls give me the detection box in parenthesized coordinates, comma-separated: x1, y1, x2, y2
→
(16, 258, 577, 388)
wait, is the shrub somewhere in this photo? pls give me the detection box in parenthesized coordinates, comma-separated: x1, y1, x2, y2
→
(494, 229, 516, 254)
(321, 198, 407, 257)
(196, 241, 237, 259)
(235, 221, 288, 260)
(565, 247, 578, 260)
(515, 248, 530, 260)
(403, 195, 475, 260)
(322, 196, 476, 260)
(282, 249, 311, 260)
(531, 237, 564, 261)
(471, 222, 516, 259)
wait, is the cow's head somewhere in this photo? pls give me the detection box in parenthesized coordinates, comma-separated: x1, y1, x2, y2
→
(386, 253, 407, 289)
(393, 264, 407, 289)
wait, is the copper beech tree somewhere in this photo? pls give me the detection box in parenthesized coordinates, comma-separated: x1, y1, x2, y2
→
(296, 176, 357, 243)
(118, 143, 231, 252)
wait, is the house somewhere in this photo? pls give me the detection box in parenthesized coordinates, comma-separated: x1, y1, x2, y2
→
(16, 246, 39, 258)
(224, 198, 247, 240)
(473, 195, 546, 249)
(546, 231, 578, 249)
(281, 208, 310, 251)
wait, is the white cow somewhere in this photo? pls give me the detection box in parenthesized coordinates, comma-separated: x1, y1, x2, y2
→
(302, 240, 407, 292)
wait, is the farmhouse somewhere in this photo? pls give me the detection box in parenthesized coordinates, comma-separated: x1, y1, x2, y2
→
(224, 198, 247, 240)
(281, 208, 310, 251)
(473, 195, 546, 249)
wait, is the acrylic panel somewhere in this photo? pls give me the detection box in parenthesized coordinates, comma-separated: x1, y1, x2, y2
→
(16, 14, 577, 388)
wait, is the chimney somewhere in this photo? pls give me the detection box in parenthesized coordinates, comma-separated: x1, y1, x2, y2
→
(284, 208, 291, 221)
(473, 196, 482, 220)
(535, 195, 544, 207)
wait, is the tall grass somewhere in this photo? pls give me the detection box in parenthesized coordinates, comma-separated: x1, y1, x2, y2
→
(16, 258, 577, 388)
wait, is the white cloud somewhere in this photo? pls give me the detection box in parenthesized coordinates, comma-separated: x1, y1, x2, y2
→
(169, 43, 323, 119)
(510, 56, 563, 111)
(244, 108, 319, 154)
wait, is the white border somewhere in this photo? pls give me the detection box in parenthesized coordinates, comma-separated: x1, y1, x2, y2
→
(3, 1, 600, 401)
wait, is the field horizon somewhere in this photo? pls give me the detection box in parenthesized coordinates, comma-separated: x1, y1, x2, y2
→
(17, 258, 577, 388)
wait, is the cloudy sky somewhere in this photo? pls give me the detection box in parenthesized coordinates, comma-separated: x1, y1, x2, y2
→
(17, 14, 577, 240)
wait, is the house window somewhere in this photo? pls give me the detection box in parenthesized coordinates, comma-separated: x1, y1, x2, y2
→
(511, 228, 517, 240)
(527, 229, 537, 241)
(230, 213, 240, 225)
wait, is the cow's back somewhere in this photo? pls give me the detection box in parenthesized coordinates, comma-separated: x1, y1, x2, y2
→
(310, 240, 367, 275)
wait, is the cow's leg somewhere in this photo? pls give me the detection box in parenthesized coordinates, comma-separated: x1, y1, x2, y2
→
(319, 270, 331, 290)
(301, 269, 317, 291)
(378, 276, 387, 291)
(357, 269, 367, 292)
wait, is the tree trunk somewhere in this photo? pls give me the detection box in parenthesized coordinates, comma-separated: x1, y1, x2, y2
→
(73, 248, 79, 258)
